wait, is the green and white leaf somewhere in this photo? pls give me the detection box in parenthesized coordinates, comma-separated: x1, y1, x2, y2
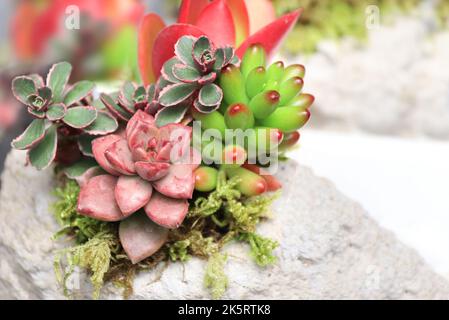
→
(158, 82, 196, 107)
(63, 81, 94, 106)
(162, 57, 182, 83)
(62, 106, 97, 129)
(46, 103, 67, 121)
(12, 76, 36, 105)
(11, 119, 46, 150)
(174, 36, 197, 68)
(64, 158, 99, 179)
(100, 93, 131, 121)
(77, 135, 95, 157)
(28, 125, 58, 170)
(193, 36, 212, 61)
(83, 111, 118, 135)
(173, 64, 200, 82)
(199, 83, 223, 107)
(47, 62, 72, 102)
(155, 105, 188, 127)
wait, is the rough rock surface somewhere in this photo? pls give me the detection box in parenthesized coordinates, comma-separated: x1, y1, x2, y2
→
(1, 150, 449, 299)
(293, 9, 449, 140)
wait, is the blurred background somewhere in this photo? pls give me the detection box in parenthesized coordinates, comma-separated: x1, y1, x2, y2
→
(0, 0, 448, 280)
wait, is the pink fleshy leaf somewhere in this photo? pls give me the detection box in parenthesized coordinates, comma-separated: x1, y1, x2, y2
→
(77, 175, 124, 222)
(236, 9, 302, 58)
(135, 161, 170, 182)
(152, 163, 195, 199)
(152, 24, 206, 80)
(92, 134, 122, 176)
(119, 212, 168, 264)
(104, 138, 136, 175)
(244, 0, 277, 34)
(177, 0, 210, 24)
(115, 176, 153, 216)
(75, 166, 105, 188)
(158, 123, 192, 163)
(144, 191, 189, 229)
(195, 0, 236, 46)
(138, 13, 166, 85)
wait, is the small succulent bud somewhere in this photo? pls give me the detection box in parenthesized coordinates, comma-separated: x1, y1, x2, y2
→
(219, 65, 249, 105)
(259, 107, 310, 133)
(221, 144, 247, 168)
(249, 90, 280, 120)
(280, 64, 305, 84)
(279, 77, 304, 106)
(279, 131, 300, 151)
(288, 93, 315, 111)
(246, 66, 267, 99)
(224, 166, 268, 196)
(240, 44, 267, 78)
(265, 61, 284, 91)
(224, 103, 255, 130)
(194, 166, 219, 192)
(191, 108, 227, 138)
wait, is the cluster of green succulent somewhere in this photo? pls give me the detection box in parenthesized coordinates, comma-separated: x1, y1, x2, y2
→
(272, 0, 421, 54)
(191, 44, 313, 196)
(11, 62, 118, 170)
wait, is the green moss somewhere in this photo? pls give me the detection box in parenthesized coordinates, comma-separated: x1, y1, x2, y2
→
(238, 232, 279, 267)
(204, 253, 228, 300)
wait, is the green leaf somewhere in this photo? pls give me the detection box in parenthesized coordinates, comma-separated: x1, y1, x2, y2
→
(63, 81, 94, 106)
(12, 76, 36, 105)
(64, 158, 99, 179)
(46, 103, 67, 121)
(63, 106, 97, 129)
(158, 83, 197, 107)
(47, 62, 72, 102)
(28, 125, 58, 170)
(173, 64, 200, 82)
(11, 119, 46, 150)
(155, 105, 188, 127)
(83, 111, 118, 135)
(174, 36, 196, 67)
(119, 81, 136, 107)
(100, 93, 131, 121)
(162, 57, 182, 83)
(29, 74, 44, 87)
(28, 107, 46, 119)
(199, 83, 223, 107)
(213, 48, 225, 70)
(77, 135, 95, 157)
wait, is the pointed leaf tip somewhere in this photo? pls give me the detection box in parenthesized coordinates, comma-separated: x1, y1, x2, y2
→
(177, 0, 210, 24)
(236, 9, 302, 58)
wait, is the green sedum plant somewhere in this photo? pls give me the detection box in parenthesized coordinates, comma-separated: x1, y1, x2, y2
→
(155, 35, 239, 127)
(11, 62, 118, 169)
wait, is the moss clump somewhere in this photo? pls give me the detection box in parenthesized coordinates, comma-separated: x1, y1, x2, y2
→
(52, 171, 279, 299)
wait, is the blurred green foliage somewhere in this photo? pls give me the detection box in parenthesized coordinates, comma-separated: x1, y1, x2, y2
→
(272, 0, 421, 55)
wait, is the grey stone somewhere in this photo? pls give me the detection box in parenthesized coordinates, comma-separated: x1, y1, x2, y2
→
(1, 150, 448, 299)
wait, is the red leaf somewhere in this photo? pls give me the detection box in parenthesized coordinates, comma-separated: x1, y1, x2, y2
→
(138, 13, 166, 85)
(226, 0, 250, 46)
(177, 0, 210, 24)
(77, 175, 124, 222)
(152, 24, 206, 80)
(195, 0, 236, 46)
(236, 9, 302, 58)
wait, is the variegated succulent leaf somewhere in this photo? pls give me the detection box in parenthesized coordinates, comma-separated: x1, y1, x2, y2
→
(156, 35, 237, 115)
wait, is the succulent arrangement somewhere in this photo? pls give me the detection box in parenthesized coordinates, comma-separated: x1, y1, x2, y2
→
(10, 0, 313, 299)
